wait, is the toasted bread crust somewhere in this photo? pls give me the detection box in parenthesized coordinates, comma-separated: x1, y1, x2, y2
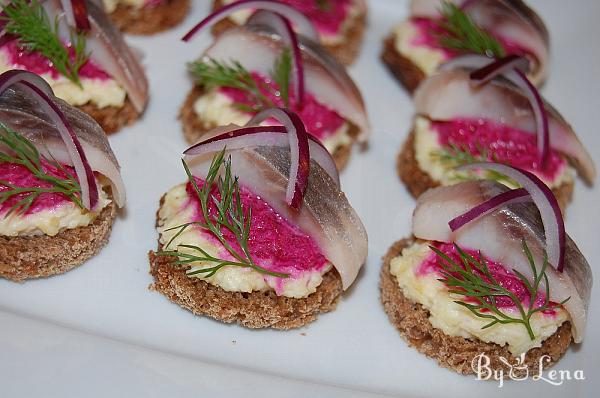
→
(397, 130, 574, 211)
(380, 238, 573, 376)
(210, 0, 366, 66)
(381, 35, 425, 94)
(77, 97, 140, 134)
(108, 0, 191, 35)
(0, 200, 117, 282)
(178, 86, 358, 170)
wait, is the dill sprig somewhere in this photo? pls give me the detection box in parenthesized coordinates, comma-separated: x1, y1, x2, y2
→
(431, 143, 516, 186)
(189, 48, 293, 111)
(158, 150, 288, 279)
(271, 47, 292, 107)
(431, 240, 568, 340)
(1, 0, 89, 86)
(436, 1, 505, 58)
(0, 123, 83, 216)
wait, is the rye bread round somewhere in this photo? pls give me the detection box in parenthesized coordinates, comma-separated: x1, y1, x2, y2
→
(149, 247, 343, 329)
(149, 192, 343, 329)
(397, 130, 574, 211)
(0, 199, 117, 282)
(210, 0, 366, 66)
(381, 34, 425, 94)
(77, 97, 140, 134)
(178, 86, 359, 171)
(108, 0, 191, 35)
(380, 238, 573, 376)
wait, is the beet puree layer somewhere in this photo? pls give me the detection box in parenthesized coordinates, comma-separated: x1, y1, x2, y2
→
(220, 72, 345, 141)
(431, 118, 566, 182)
(1, 39, 110, 80)
(185, 179, 329, 280)
(417, 242, 558, 315)
(0, 161, 78, 215)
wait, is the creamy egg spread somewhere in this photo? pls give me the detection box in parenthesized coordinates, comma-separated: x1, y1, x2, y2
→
(192, 89, 353, 153)
(393, 20, 446, 75)
(0, 50, 126, 109)
(413, 116, 575, 189)
(0, 186, 111, 237)
(389, 241, 568, 355)
(157, 183, 331, 298)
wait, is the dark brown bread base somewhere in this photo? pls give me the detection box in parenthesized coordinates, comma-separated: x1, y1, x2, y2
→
(0, 201, 117, 282)
(397, 130, 574, 211)
(109, 0, 191, 35)
(380, 238, 572, 376)
(381, 35, 425, 95)
(149, 248, 343, 329)
(77, 97, 140, 134)
(210, 0, 366, 66)
(179, 86, 358, 170)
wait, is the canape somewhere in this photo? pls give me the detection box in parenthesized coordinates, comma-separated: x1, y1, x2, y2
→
(210, 0, 367, 65)
(381, 164, 592, 375)
(0, 0, 149, 133)
(149, 108, 368, 328)
(179, 4, 370, 170)
(382, 0, 549, 93)
(0, 70, 126, 281)
(102, 0, 191, 35)
(397, 56, 596, 210)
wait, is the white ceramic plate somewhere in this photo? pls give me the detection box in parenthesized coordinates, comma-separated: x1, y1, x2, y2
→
(1, 1, 598, 397)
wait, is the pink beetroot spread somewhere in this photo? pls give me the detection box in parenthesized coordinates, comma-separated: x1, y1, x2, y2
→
(431, 118, 566, 182)
(0, 161, 78, 215)
(265, 0, 352, 36)
(186, 179, 329, 285)
(1, 39, 111, 80)
(418, 242, 558, 314)
(410, 17, 532, 60)
(220, 72, 345, 141)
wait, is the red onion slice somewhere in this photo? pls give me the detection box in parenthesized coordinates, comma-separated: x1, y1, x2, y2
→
(182, 0, 319, 42)
(247, 10, 305, 106)
(69, 0, 92, 32)
(247, 108, 310, 209)
(0, 70, 99, 210)
(60, 0, 91, 31)
(458, 162, 565, 272)
(449, 187, 529, 231)
(469, 54, 529, 84)
(183, 125, 339, 186)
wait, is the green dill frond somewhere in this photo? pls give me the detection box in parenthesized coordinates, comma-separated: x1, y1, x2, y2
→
(431, 240, 567, 340)
(0, 123, 83, 216)
(436, 1, 505, 58)
(1, 0, 89, 86)
(158, 150, 288, 279)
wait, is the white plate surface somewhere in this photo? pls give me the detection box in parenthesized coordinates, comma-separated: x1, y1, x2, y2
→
(1, 1, 599, 397)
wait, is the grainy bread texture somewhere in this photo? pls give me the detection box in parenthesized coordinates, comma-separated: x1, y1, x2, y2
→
(178, 86, 358, 170)
(380, 238, 573, 376)
(0, 200, 117, 282)
(108, 0, 191, 35)
(149, 249, 343, 329)
(77, 97, 140, 134)
(397, 130, 574, 211)
(381, 35, 425, 94)
(210, 0, 366, 66)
